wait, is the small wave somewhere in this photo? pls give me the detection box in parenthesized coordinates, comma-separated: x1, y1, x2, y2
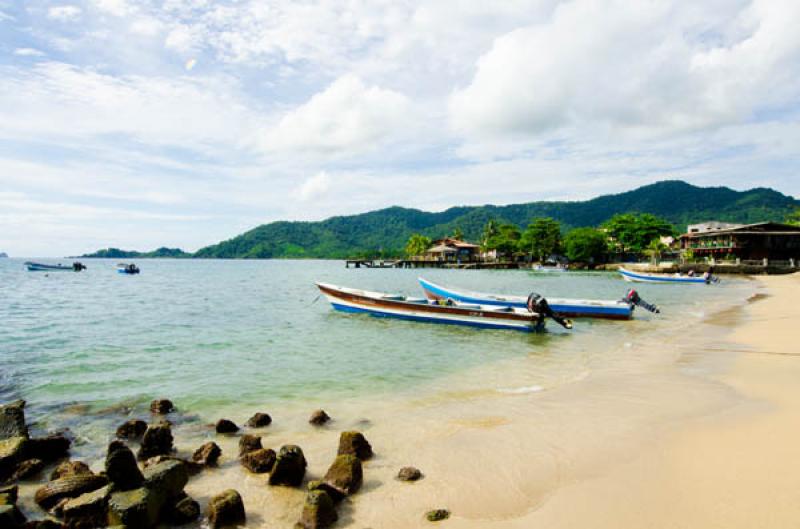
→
(496, 385, 544, 394)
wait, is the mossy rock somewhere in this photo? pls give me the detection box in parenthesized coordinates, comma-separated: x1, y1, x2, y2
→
(323, 454, 362, 496)
(426, 509, 450, 522)
(207, 489, 245, 529)
(295, 490, 337, 529)
(337, 431, 373, 460)
(107, 487, 161, 527)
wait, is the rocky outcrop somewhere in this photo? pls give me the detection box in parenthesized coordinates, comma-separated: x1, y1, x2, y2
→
(240, 448, 276, 474)
(34, 474, 108, 510)
(137, 423, 173, 461)
(0, 401, 28, 440)
(149, 399, 174, 415)
(268, 445, 307, 487)
(426, 509, 450, 522)
(107, 487, 160, 527)
(337, 431, 373, 460)
(9, 458, 44, 481)
(294, 490, 337, 529)
(245, 412, 272, 428)
(215, 419, 239, 434)
(192, 442, 221, 466)
(397, 466, 422, 481)
(105, 441, 144, 491)
(163, 493, 200, 525)
(0, 483, 18, 503)
(115, 419, 147, 440)
(322, 454, 362, 496)
(207, 489, 245, 529)
(308, 410, 330, 426)
(0, 436, 28, 481)
(0, 503, 26, 528)
(238, 434, 262, 456)
(28, 434, 71, 462)
(142, 459, 188, 500)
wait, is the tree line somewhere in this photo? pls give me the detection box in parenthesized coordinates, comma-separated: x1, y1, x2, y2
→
(405, 213, 678, 264)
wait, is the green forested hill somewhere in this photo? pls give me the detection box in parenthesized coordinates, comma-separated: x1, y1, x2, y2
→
(192, 181, 799, 258)
(82, 247, 191, 258)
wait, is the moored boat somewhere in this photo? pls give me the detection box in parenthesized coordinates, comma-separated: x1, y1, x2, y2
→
(618, 267, 716, 284)
(317, 282, 572, 332)
(417, 277, 655, 319)
(25, 261, 86, 272)
(117, 263, 140, 274)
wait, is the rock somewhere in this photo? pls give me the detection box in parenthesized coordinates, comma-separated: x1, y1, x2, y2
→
(137, 422, 173, 461)
(268, 445, 307, 487)
(10, 458, 44, 481)
(245, 412, 272, 428)
(149, 399, 174, 414)
(308, 410, 330, 426)
(0, 401, 28, 440)
(240, 448, 275, 474)
(337, 431, 373, 460)
(0, 504, 26, 528)
(27, 434, 71, 462)
(397, 466, 423, 481)
(34, 474, 108, 510)
(0, 436, 29, 481)
(207, 489, 245, 529)
(215, 419, 239, 434)
(322, 454, 362, 496)
(0, 484, 18, 503)
(142, 459, 188, 499)
(62, 485, 110, 529)
(21, 520, 64, 529)
(115, 419, 147, 440)
(107, 487, 160, 528)
(294, 490, 337, 529)
(163, 493, 200, 525)
(192, 442, 221, 466)
(50, 461, 91, 480)
(238, 434, 262, 456)
(426, 509, 450, 522)
(306, 481, 344, 503)
(143, 455, 202, 476)
(105, 441, 144, 491)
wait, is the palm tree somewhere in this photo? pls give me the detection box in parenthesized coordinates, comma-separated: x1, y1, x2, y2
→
(481, 219, 499, 249)
(644, 238, 668, 265)
(405, 233, 432, 258)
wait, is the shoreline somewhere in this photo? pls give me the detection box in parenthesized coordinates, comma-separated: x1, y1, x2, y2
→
(10, 274, 797, 528)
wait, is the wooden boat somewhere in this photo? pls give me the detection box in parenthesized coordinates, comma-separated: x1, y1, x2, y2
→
(618, 267, 715, 284)
(117, 263, 140, 275)
(26, 261, 86, 272)
(418, 277, 644, 319)
(317, 283, 572, 332)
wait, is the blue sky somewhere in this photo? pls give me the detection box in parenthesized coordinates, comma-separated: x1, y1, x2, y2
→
(1, 0, 798, 256)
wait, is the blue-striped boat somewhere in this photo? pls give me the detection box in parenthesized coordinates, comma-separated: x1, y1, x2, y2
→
(618, 267, 714, 284)
(25, 261, 86, 272)
(418, 277, 636, 320)
(317, 283, 571, 333)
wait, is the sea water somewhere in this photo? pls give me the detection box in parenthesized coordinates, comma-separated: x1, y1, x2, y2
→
(0, 258, 752, 423)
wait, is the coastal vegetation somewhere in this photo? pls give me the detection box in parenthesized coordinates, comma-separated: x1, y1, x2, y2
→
(82, 247, 191, 259)
(85, 181, 798, 259)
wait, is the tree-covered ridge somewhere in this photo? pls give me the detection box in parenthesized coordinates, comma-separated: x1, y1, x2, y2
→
(193, 181, 798, 258)
(82, 247, 191, 258)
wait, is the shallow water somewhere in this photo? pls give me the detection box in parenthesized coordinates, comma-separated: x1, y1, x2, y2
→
(0, 259, 751, 423)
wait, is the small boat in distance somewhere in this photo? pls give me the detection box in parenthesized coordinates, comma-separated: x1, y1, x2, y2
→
(26, 261, 86, 272)
(619, 267, 717, 284)
(317, 283, 572, 333)
(418, 277, 658, 319)
(117, 263, 140, 275)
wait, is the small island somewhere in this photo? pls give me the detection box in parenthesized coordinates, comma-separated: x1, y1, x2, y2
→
(81, 247, 190, 259)
(0, 252, 8, 258)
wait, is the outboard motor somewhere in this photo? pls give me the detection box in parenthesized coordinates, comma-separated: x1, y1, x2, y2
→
(623, 289, 660, 314)
(527, 293, 573, 329)
(72, 262, 86, 271)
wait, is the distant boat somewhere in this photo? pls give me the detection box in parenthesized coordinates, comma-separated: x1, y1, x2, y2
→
(618, 267, 715, 284)
(117, 263, 140, 274)
(532, 264, 569, 272)
(26, 261, 86, 272)
(418, 277, 655, 319)
(317, 282, 572, 333)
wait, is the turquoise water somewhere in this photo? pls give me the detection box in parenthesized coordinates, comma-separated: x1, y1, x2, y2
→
(0, 258, 752, 428)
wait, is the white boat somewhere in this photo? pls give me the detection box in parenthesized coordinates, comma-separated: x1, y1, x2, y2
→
(619, 267, 715, 284)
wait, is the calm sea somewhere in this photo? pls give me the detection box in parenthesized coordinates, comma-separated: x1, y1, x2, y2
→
(0, 258, 753, 432)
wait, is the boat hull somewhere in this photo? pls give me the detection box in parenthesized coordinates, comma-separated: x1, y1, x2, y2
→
(318, 283, 541, 332)
(25, 262, 75, 272)
(618, 268, 708, 284)
(418, 277, 633, 320)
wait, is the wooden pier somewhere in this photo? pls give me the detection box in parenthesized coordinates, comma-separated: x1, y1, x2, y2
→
(345, 259, 520, 269)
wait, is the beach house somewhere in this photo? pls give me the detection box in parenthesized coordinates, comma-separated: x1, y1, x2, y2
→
(680, 221, 800, 263)
(425, 238, 480, 262)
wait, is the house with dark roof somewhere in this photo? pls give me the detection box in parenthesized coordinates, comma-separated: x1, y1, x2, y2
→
(679, 222, 800, 262)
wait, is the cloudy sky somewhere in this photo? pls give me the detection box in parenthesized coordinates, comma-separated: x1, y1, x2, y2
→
(1, 0, 798, 256)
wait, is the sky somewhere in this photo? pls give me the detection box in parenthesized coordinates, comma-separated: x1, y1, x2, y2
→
(1, 0, 799, 256)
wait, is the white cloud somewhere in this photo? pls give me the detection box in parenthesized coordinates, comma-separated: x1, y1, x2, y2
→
(294, 171, 332, 201)
(13, 48, 46, 57)
(47, 5, 82, 21)
(450, 0, 800, 144)
(129, 17, 163, 37)
(92, 0, 132, 17)
(259, 75, 412, 155)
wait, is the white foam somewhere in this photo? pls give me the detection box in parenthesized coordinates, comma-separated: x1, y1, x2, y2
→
(496, 385, 544, 394)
